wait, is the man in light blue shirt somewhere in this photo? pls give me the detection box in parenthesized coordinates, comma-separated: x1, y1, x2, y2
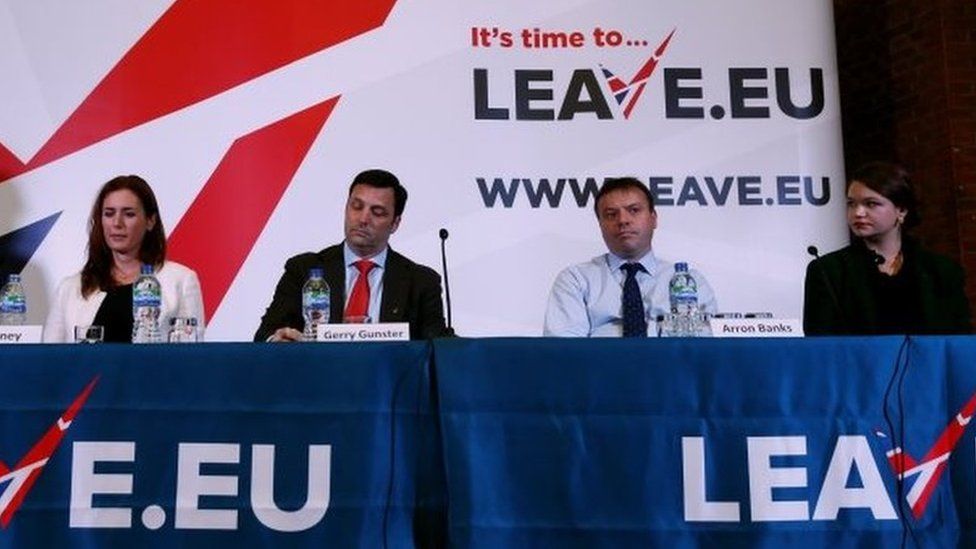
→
(544, 177, 717, 337)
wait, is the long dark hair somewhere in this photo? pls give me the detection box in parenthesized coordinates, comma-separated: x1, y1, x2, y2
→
(848, 161, 921, 230)
(81, 175, 166, 297)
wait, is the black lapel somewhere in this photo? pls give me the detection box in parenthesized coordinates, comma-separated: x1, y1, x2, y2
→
(843, 243, 880, 331)
(904, 240, 940, 328)
(380, 248, 408, 322)
(319, 245, 346, 324)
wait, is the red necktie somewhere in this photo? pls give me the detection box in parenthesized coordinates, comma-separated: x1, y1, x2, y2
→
(344, 260, 375, 320)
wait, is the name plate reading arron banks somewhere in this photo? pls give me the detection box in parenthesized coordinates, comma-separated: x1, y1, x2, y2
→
(711, 318, 803, 338)
(0, 325, 43, 344)
(316, 322, 410, 342)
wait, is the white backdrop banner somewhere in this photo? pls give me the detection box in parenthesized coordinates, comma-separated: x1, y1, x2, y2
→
(0, 0, 847, 339)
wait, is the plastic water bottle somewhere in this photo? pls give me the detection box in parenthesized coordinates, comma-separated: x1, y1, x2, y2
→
(302, 268, 330, 341)
(132, 264, 162, 343)
(0, 274, 27, 325)
(668, 262, 699, 337)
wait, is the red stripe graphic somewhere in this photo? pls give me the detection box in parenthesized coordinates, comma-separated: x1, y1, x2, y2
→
(166, 97, 339, 321)
(621, 29, 675, 119)
(0, 0, 396, 183)
(0, 377, 98, 527)
(880, 390, 976, 518)
(0, 143, 26, 182)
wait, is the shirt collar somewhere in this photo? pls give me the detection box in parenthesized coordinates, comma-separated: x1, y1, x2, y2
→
(606, 249, 657, 277)
(343, 242, 388, 269)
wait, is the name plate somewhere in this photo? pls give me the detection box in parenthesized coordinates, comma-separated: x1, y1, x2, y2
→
(0, 325, 43, 344)
(316, 322, 410, 342)
(710, 318, 803, 338)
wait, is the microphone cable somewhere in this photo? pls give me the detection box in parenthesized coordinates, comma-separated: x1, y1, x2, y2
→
(881, 335, 919, 548)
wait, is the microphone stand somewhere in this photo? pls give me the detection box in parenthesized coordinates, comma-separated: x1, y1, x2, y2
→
(439, 228, 456, 336)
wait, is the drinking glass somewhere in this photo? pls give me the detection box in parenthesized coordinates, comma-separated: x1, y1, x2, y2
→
(657, 313, 679, 337)
(74, 325, 104, 344)
(168, 317, 199, 343)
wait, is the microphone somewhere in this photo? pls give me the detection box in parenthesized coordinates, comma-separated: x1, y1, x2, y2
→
(438, 228, 455, 336)
(806, 243, 842, 333)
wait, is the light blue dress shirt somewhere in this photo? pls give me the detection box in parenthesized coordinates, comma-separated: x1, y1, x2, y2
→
(343, 243, 387, 323)
(543, 250, 718, 337)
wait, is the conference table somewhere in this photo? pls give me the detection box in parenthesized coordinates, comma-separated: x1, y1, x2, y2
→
(1, 336, 974, 548)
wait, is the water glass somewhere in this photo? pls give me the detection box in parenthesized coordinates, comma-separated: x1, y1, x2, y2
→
(168, 317, 199, 343)
(657, 313, 679, 337)
(74, 325, 104, 344)
(695, 312, 713, 337)
(658, 313, 712, 337)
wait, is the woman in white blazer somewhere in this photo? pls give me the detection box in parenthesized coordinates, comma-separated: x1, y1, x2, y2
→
(43, 175, 205, 342)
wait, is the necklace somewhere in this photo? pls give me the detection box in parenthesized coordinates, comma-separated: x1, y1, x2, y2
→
(880, 251, 904, 276)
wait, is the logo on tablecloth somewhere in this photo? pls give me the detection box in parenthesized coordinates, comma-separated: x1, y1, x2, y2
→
(0, 377, 98, 528)
(874, 390, 976, 519)
(682, 388, 976, 523)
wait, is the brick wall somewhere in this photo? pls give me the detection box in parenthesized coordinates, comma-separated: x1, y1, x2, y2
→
(834, 0, 976, 310)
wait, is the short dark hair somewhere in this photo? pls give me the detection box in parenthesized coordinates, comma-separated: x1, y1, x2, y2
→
(848, 161, 920, 229)
(594, 177, 655, 217)
(348, 169, 408, 217)
(82, 175, 166, 297)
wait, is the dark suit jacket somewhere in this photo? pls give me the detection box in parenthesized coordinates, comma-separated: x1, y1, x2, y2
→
(803, 239, 971, 335)
(254, 244, 447, 341)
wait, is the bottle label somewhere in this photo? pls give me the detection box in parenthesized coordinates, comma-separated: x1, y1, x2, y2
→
(133, 277, 162, 308)
(133, 293, 162, 308)
(669, 271, 698, 310)
(0, 294, 26, 314)
(304, 291, 329, 311)
(670, 277, 697, 293)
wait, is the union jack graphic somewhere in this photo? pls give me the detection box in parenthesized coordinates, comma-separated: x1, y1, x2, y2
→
(876, 390, 976, 518)
(0, 377, 98, 527)
(0, 1, 398, 324)
(599, 29, 676, 119)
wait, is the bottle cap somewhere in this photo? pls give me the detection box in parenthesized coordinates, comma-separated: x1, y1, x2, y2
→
(8, 273, 21, 283)
(674, 262, 689, 272)
(140, 264, 154, 275)
(309, 268, 324, 278)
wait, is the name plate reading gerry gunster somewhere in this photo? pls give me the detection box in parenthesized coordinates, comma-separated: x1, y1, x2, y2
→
(316, 322, 410, 342)
(0, 325, 43, 344)
(710, 318, 803, 338)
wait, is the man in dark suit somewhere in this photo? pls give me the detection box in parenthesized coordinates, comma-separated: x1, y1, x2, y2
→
(254, 169, 447, 341)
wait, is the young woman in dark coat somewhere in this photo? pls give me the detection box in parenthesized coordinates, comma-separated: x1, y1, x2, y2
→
(804, 162, 971, 335)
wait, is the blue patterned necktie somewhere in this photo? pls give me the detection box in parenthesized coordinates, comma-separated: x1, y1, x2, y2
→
(621, 263, 647, 337)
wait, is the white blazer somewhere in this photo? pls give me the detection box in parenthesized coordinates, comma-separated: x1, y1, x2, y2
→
(43, 261, 205, 343)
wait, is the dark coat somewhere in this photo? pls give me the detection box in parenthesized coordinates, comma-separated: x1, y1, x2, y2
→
(803, 239, 971, 335)
(254, 244, 447, 341)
